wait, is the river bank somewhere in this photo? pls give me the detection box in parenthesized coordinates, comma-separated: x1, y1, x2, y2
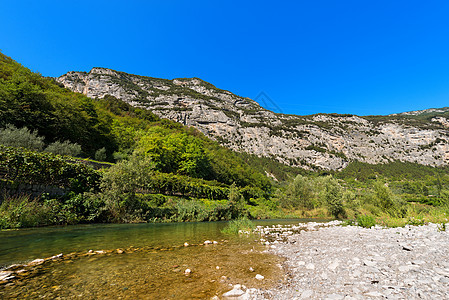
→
(242, 221, 449, 299)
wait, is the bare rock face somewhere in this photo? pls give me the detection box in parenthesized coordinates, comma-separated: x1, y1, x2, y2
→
(57, 68, 449, 171)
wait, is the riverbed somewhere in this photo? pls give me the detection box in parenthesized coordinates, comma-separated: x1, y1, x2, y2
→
(0, 219, 318, 299)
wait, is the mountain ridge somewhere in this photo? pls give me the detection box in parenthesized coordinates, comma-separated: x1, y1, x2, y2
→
(57, 68, 449, 171)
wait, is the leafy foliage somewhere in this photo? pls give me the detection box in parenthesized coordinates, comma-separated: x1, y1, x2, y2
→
(221, 217, 255, 234)
(0, 124, 45, 151)
(357, 215, 376, 228)
(44, 140, 82, 156)
(0, 145, 100, 191)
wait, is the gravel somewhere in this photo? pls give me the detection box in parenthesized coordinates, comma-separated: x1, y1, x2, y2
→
(226, 222, 449, 299)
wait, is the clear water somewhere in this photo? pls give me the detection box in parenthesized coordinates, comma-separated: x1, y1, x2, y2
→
(0, 219, 315, 299)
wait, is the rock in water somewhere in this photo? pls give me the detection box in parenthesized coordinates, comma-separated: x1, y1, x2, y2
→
(255, 274, 264, 280)
(223, 285, 245, 297)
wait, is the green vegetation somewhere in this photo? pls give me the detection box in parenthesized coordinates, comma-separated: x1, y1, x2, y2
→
(0, 52, 272, 228)
(221, 217, 255, 235)
(356, 215, 376, 228)
(1, 51, 449, 229)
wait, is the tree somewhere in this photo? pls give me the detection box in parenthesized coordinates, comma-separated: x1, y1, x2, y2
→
(320, 176, 345, 218)
(0, 124, 45, 151)
(45, 140, 82, 156)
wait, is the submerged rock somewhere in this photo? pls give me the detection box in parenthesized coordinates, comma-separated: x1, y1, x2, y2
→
(223, 284, 245, 297)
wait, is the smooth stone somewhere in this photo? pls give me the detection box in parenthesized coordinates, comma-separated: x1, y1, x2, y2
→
(255, 274, 264, 280)
(364, 260, 377, 267)
(325, 294, 344, 300)
(0, 272, 13, 281)
(28, 259, 45, 266)
(398, 265, 412, 272)
(223, 286, 245, 297)
(184, 269, 191, 275)
(300, 290, 314, 299)
(329, 261, 340, 271)
(365, 291, 383, 297)
(306, 263, 315, 270)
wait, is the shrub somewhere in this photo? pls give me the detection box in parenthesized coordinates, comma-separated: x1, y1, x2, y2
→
(44, 140, 82, 156)
(357, 214, 376, 228)
(174, 200, 209, 222)
(321, 176, 345, 218)
(221, 217, 255, 234)
(280, 175, 315, 209)
(95, 147, 107, 161)
(100, 153, 155, 219)
(0, 195, 52, 228)
(0, 145, 101, 191)
(373, 181, 395, 210)
(0, 124, 45, 151)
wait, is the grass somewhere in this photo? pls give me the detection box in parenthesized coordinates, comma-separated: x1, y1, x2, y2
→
(221, 217, 255, 235)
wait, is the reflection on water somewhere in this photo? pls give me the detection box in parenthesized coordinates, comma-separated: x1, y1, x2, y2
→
(0, 219, 317, 299)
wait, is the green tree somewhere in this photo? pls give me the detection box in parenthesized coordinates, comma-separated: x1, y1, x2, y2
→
(100, 153, 155, 219)
(0, 124, 45, 151)
(280, 175, 315, 209)
(45, 140, 82, 156)
(320, 176, 345, 218)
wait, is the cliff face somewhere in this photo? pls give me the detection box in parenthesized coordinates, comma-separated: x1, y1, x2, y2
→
(57, 68, 449, 171)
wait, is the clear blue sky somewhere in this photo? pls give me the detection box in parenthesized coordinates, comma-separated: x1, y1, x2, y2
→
(2, 0, 449, 116)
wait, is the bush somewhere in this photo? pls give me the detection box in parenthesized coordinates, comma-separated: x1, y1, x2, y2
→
(221, 217, 255, 234)
(100, 153, 155, 220)
(357, 215, 376, 228)
(321, 176, 345, 218)
(0, 145, 101, 191)
(373, 182, 395, 210)
(280, 175, 315, 209)
(95, 147, 107, 161)
(45, 140, 82, 156)
(0, 194, 53, 228)
(0, 124, 45, 151)
(174, 200, 209, 222)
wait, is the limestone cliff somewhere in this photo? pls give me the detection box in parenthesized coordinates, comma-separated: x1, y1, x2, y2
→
(57, 68, 449, 171)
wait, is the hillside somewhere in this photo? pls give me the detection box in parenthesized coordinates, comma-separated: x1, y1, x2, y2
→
(3, 52, 449, 230)
(57, 68, 449, 171)
(0, 52, 271, 190)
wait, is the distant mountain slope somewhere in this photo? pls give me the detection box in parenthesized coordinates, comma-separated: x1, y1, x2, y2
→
(57, 68, 449, 170)
(389, 107, 449, 117)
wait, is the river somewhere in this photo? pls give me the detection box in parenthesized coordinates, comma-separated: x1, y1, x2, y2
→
(0, 219, 318, 299)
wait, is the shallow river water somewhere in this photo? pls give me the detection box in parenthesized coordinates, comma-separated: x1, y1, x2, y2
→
(0, 219, 316, 299)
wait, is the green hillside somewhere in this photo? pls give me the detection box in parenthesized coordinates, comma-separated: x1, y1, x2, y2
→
(2, 51, 449, 229)
(0, 52, 274, 228)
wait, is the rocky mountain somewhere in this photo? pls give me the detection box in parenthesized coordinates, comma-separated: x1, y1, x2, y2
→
(390, 107, 449, 117)
(56, 68, 449, 171)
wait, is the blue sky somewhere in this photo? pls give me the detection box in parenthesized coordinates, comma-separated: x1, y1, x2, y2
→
(2, 0, 449, 116)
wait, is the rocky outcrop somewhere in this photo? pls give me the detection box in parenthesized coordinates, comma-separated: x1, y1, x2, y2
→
(57, 68, 449, 171)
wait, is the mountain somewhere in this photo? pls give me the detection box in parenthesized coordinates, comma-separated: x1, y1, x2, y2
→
(57, 68, 449, 171)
